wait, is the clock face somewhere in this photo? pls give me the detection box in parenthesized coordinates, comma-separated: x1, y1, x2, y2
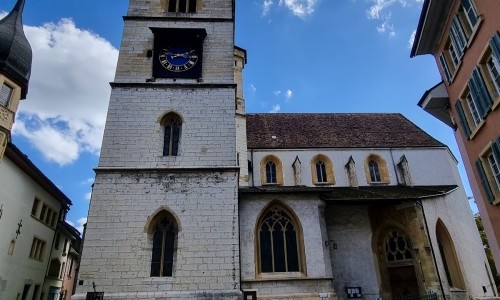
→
(159, 47, 199, 72)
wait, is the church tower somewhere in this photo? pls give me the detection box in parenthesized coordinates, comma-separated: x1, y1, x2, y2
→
(75, 0, 242, 299)
(0, 0, 32, 162)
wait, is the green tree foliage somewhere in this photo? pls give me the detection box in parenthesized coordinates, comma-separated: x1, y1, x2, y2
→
(475, 214, 500, 287)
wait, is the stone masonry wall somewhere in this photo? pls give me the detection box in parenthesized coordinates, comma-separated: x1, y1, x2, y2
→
(98, 86, 237, 168)
(75, 170, 241, 299)
(128, 0, 233, 19)
(115, 20, 234, 84)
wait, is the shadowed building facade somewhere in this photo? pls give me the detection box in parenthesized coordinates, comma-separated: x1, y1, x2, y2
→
(412, 0, 500, 275)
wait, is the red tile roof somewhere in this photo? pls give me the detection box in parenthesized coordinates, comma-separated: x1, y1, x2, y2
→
(246, 113, 444, 149)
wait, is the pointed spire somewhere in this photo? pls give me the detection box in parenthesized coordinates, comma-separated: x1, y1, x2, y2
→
(13, 0, 27, 14)
(0, 0, 32, 99)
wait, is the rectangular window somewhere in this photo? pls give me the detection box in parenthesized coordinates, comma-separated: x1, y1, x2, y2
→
(466, 93, 481, 126)
(0, 83, 13, 106)
(450, 16, 467, 56)
(32, 285, 40, 300)
(31, 198, 40, 216)
(40, 204, 47, 221)
(487, 57, 500, 95)
(440, 54, 452, 82)
(488, 153, 500, 190)
(54, 233, 60, 250)
(449, 43, 460, 67)
(29, 237, 46, 261)
(167, 0, 197, 13)
(478, 138, 500, 203)
(21, 284, 31, 300)
(461, 0, 478, 29)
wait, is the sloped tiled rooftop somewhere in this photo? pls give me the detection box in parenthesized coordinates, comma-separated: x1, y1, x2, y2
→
(246, 113, 444, 149)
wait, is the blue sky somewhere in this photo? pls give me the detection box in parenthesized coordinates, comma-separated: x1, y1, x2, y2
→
(0, 0, 478, 233)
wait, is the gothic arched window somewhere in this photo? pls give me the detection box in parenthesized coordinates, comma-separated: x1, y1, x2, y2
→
(316, 161, 327, 183)
(369, 160, 381, 182)
(151, 216, 177, 277)
(385, 230, 413, 263)
(257, 206, 303, 274)
(260, 156, 284, 185)
(365, 154, 390, 184)
(266, 161, 277, 184)
(311, 154, 335, 185)
(161, 113, 182, 157)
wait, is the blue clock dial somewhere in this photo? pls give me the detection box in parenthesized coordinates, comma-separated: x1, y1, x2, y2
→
(159, 47, 199, 72)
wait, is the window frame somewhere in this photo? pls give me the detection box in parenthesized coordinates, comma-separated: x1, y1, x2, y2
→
(365, 154, 390, 184)
(255, 203, 306, 278)
(29, 237, 46, 262)
(161, 113, 182, 157)
(0, 82, 14, 106)
(260, 155, 284, 185)
(311, 154, 335, 185)
(466, 93, 482, 126)
(486, 57, 500, 96)
(477, 138, 500, 204)
(487, 153, 500, 191)
(148, 212, 178, 278)
(460, 0, 479, 30)
(166, 0, 197, 13)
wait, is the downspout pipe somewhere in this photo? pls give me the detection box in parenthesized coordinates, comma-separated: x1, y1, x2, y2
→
(416, 199, 446, 300)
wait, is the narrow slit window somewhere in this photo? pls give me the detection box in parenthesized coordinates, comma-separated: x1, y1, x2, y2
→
(162, 114, 182, 157)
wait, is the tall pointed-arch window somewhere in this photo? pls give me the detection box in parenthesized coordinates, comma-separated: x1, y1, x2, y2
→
(365, 154, 390, 184)
(260, 156, 284, 185)
(311, 154, 335, 185)
(266, 161, 277, 183)
(436, 220, 465, 289)
(151, 216, 177, 277)
(257, 205, 303, 274)
(316, 161, 327, 182)
(161, 113, 182, 157)
(369, 161, 381, 182)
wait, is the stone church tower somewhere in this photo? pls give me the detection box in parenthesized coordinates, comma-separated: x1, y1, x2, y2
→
(75, 0, 242, 299)
(0, 0, 32, 162)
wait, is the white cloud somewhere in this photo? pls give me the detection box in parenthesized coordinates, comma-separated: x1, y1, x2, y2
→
(262, 0, 274, 16)
(12, 19, 118, 166)
(408, 29, 416, 48)
(249, 84, 257, 92)
(273, 90, 282, 95)
(262, 0, 318, 18)
(366, 0, 422, 37)
(285, 89, 293, 100)
(69, 217, 87, 235)
(270, 104, 281, 113)
(278, 0, 318, 18)
(376, 14, 396, 37)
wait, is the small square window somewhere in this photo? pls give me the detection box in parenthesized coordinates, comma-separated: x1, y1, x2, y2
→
(0, 83, 13, 106)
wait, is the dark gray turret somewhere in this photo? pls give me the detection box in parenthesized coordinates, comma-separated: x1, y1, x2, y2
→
(0, 0, 32, 99)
